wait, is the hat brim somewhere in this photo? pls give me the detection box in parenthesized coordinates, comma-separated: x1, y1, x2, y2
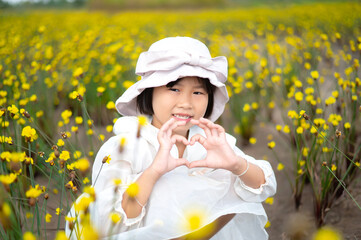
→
(115, 65, 229, 122)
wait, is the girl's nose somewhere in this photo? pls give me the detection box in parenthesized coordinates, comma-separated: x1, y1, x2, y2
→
(177, 93, 192, 109)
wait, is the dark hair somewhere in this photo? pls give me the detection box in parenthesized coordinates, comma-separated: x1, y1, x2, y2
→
(136, 77, 215, 119)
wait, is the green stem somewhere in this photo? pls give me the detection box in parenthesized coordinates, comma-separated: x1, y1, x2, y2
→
(308, 119, 361, 169)
(93, 163, 104, 187)
(326, 166, 361, 211)
(57, 171, 65, 231)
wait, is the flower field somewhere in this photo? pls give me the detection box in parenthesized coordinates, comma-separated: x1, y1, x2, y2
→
(1, 2, 361, 239)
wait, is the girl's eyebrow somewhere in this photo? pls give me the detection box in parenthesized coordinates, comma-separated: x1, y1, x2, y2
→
(174, 82, 206, 89)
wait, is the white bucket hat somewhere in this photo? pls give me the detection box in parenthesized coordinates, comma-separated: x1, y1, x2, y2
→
(115, 36, 229, 122)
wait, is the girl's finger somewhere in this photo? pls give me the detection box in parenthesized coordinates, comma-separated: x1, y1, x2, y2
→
(159, 118, 175, 134)
(190, 134, 207, 146)
(176, 158, 190, 168)
(171, 134, 189, 145)
(197, 122, 212, 138)
(189, 159, 208, 168)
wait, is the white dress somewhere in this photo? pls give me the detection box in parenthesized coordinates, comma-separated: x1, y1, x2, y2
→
(66, 116, 277, 240)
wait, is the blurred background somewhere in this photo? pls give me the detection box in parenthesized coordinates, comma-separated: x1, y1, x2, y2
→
(0, 0, 354, 10)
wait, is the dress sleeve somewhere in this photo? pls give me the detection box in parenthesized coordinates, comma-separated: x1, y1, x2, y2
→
(233, 146, 277, 202)
(90, 134, 149, 235)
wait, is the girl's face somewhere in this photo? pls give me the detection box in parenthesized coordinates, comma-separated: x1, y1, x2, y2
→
(152, 76, 209, 137)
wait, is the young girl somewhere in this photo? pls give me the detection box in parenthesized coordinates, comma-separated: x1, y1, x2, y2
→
(66, 36, 276, 239)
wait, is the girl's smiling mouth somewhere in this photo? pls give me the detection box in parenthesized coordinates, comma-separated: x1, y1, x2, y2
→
(172, 114, 193, 122)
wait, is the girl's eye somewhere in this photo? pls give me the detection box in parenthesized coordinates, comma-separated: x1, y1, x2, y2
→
(169, 88, 179, 92)
(194, 91, 205, 95)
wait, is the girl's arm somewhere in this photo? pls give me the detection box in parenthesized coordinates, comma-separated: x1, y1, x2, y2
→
(122, 118, 190, 218)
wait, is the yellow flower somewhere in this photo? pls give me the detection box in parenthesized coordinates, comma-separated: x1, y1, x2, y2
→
(123, 80, 134, 89)
(57, 139, 65, 147)
(312, 226, 343, 240)
(283, 125, 290, 133)
(311, 70, 319, 79)
(294, 92, 303, 102)
(126, 182, 140, 197)
(0, 173, 17, 185)
(277, 163, 284, 171)
(182, 207, 215, 238)
(288, 110, 298, 119)
(249, 137, 257, 144)
(73, 67, 84, 78)
(83, 186, 96, 200)
(268, 101, 275, 109)
(59, 151, 70, 161)
(331, 164, 337, 171)
(138, 115, 148, 126)
(276, 125, 282, 131)
(83, 177, 90, 184)
(2, 202, 12, 217)
(265, 197, 274, 205)
(45, 213, 52, 223)
(21, 126, 37, 142)
(82, 223, 99, 240)
(325, 96, 336, 106)
(23, 232, 36, 240)
(102, 155, 111, 164)
(54, 231, 68, 240)
(74, 196, 93, 212)
(110, 212, 122, 224)
(243, 103, 251, 112)
(106, 125, 113, 132)
(7, 104, 19, 115)
(36, 110, 43, 118)
(304, 62, 311, 70)
(61, 110, 72, 121)
(344, 122, 351, 129)
(87, 129, 94, 135)
(73, 151, 82, 159)
(56, 208, 62, 215)
(303, 148, 309, 157)
(331, 91, 339, 99)
(0, 151, 11, 162)
(75, 116, 83, 124)
(268, 141, 276, 149)
(113, 178, 122, 186)
(69, 91, 80, 99)
(71, 126, 79, 132)
(26, 185, 42, 198)
(74, 158, 90, 172)
(296, 126, 304, 134)
(97, 86, 106, 93)
(245, 81, 253, 89)
(316, 108, 323, 114)
(260, 58, 267, 68)
(65, 216, 76, 222)
(98, 134, 105, 141)
(106, 101, 115, 109)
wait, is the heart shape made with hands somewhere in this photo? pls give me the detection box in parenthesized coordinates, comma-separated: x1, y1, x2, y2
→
(185, 118, 238, 171)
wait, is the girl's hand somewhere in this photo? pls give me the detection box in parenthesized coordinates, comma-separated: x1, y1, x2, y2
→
(189, 118, 244, 174)
(149, 118, 190, 178)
